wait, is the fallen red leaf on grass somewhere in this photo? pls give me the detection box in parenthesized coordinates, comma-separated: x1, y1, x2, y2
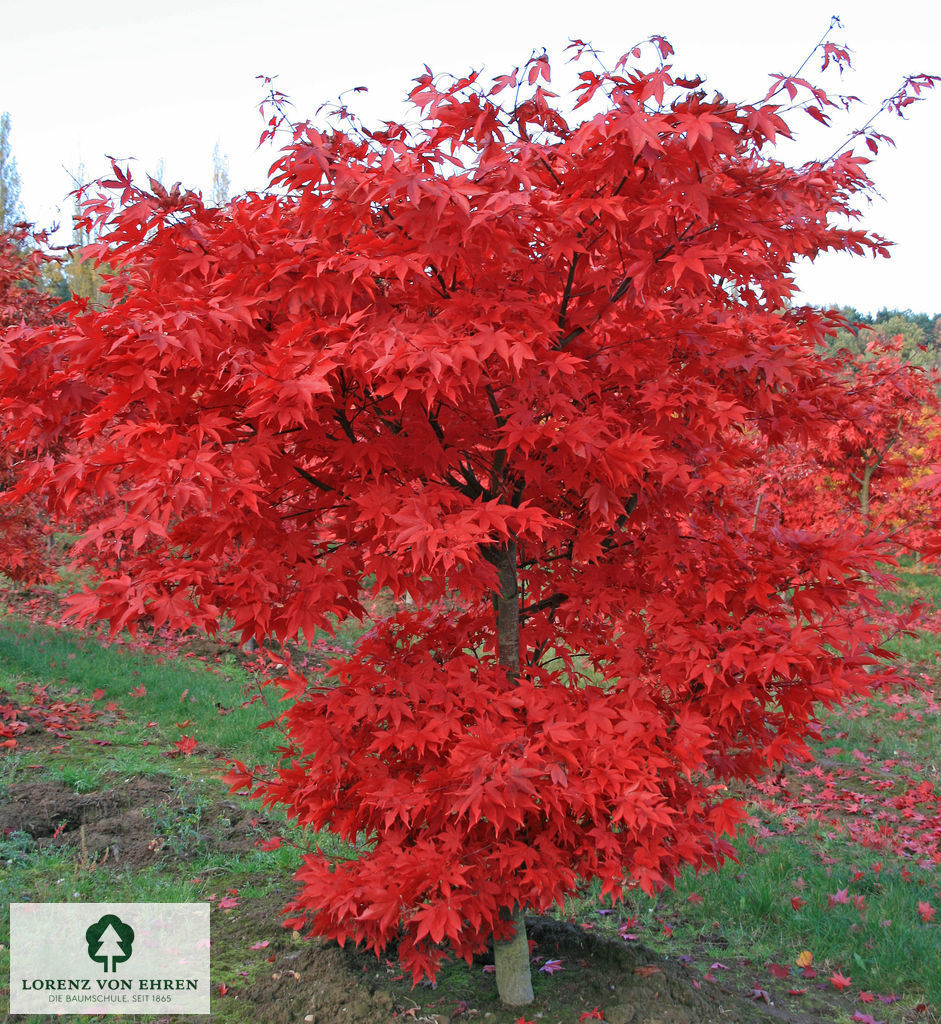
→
(828, 888, 850, 908)
(165, 734, 197, 757)
(830, 970, 853, 991)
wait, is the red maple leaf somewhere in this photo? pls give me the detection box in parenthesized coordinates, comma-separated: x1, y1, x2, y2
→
(169, 735, 197, 757)
(828, 888, 850, 908)
(830, 970, 853, 991)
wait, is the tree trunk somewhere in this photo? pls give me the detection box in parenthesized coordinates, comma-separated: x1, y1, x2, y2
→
(859, 461, 874, 527)
(491, 543, 534, 1005)
(495, 541, 521, 680)
(494, 905, 534, 1005)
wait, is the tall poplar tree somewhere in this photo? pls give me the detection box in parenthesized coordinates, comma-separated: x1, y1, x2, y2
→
(211, 141, 231, 207)
(0, 113, 24, 231)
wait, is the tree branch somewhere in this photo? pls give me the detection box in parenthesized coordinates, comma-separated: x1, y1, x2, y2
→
(294, 466, 333, 492)
(519, 592, 567, 621)
(557, 253, 580, 329)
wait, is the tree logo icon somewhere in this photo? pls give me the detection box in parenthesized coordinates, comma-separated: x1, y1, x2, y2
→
(85, 914, 135, 972)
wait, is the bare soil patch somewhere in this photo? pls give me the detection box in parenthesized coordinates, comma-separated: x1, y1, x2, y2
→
(0, 776, 277, 868)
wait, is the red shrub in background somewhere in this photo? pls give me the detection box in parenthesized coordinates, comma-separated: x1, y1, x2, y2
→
(0, 228, 63, 583)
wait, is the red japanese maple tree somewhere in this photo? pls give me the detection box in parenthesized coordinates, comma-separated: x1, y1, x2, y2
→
(756, 334, 941, 554)
(1, 35, 937, 1005)
(0, 228, 64, 583)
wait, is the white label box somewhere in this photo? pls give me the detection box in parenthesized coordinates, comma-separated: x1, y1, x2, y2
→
(9, 902, 210, 1015)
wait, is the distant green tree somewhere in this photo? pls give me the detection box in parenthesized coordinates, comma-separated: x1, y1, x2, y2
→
(874, 307, 934, 334)
(37, 261, 70, 302)
(0, 113, 24, 231)
(830, 307, 938, 368)
(874, 312, 927, 364)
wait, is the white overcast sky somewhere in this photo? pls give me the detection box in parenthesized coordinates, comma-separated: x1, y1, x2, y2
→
(1, 0, 938, 315)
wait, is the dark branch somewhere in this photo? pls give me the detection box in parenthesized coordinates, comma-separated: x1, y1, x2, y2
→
(557, 253, 580, 329)
(294, 466, 333, 492)
(334, 408, 359, 443)
(519, 592, 567, 621)
(426, 405, 445, 442)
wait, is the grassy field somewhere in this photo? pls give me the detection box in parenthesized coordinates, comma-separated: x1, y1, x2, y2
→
(0, 574, 939, 1024)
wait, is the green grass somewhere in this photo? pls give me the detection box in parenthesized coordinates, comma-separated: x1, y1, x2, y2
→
(0, 613, 284, 768)
(659, 834, 941, 1000)
(882, 563, 941, 666)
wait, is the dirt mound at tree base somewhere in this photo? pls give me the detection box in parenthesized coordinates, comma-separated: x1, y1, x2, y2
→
(236, 913, 783, 1024)
(244, 941, 397, 1024)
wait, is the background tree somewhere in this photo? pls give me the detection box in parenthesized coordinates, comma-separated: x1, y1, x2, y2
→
(0, 36, 936, 1007)
(210, 141, 231, 207)
(0, 113, 24, 232)
(755, 338, 940, 555)
(0, 227, 64, 582)
(829, 306, 940, 368)
(51, 165, 109, 306)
